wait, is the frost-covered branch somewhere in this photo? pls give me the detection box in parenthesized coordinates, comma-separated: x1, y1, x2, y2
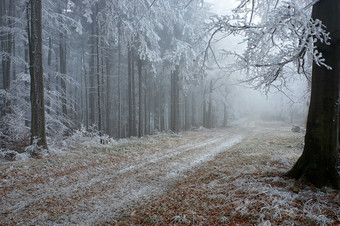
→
(207, 0, 330, 91)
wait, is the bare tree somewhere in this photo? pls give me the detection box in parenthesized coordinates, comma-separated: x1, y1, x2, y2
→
(27, 0, 47, 149)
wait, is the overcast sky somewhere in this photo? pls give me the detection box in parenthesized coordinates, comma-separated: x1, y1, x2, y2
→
(205, 0, 239, 15)
(203, 0, 310, 123)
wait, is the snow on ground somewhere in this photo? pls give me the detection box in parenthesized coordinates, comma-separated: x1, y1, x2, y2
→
(1, 121, 338, 225)
(1, 124, 247, 225)
(118, 125, 340, 225)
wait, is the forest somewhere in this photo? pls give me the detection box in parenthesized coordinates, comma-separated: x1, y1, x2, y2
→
(0, 0, 218, 147)
(1, 0, 340, 225)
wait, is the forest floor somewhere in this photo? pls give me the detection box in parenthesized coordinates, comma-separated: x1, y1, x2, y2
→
(1, 120, 340, 225)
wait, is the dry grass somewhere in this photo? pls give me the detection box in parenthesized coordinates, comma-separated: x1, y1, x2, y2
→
(118, 128, 340, 225)
(1, 125, 339, 225)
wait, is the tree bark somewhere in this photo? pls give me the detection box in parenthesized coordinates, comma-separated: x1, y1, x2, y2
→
(1, 0, 12, 116)
(27, 0, 47, 149)
(117, 20, 122, 138)
(59, 33, 67, 118)
(105, 45, 112, 136)
(131, 50, 137, 136)
(89, 14, 96, 126)
(286, 0, 340, 189)
(128, 45, 133, 137)
(138, 58, 143, 137)
(46, 37, 52, 115)
(223, 102, 228, 127)
(171, 65, 180, 133)
(96, 5, 103, 137)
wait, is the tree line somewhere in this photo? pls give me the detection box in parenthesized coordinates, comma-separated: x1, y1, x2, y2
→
(0, 0, 231, 150)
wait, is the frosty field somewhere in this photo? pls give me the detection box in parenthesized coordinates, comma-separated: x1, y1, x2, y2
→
(1, 122, 339, 225)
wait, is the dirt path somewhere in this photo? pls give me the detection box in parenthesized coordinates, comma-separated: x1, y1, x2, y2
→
(1, 125, 258, 225)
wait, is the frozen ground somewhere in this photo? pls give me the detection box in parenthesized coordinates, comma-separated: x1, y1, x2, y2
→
(1, 121, 338, 225)
(1, 123, 249, 224)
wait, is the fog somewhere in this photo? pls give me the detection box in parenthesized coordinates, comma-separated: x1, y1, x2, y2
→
(0, 0, 310, 149)
(205, 0, 309, 125)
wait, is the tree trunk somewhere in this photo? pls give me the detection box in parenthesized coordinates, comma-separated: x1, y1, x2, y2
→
(138, 58, 143, 137)
(132, 50, 137, 136)
(185, 94, 190, 130)
(144, 66, 149, 135)
(46, 37, 52, 115)
(285, 0, 340, 189)
(59, 33, 67, 118)
(171, 65, 180, 133)
(208, 80, 213, 129)
(117, 20, 122, 138)
(191, 91, 196, 127)
(96, 7, 102, 137)
(160, 88, 165, 131)
(128, 46, 133, 137)
(1, 0, 12, 116)
(89, 15, 96, 126)
(223, 102, 228, 127)
(105, 45, 112, 136)
(27, 0, 47, 149)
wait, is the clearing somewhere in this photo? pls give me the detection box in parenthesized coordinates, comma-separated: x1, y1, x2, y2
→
(1, 121, 339, 225)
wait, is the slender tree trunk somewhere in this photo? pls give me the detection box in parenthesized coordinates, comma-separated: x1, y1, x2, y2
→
(105, 45, 112, 136)
(160, 88, 165, 131)
(27, 0, 47, 149)
(46, 37, 52, 115)
(82, 45, 89, 129)
(89, 16, 96, 126)
(185, 94, 190, 130)
(208, 81, 213, 128)
(203, 87, 207, 128)
(128, 45, 133, 137)
(191, 91, 196, 127)
(170, 65, 180, 133)
(96, 9, 102, 137)
(138, 58, 143, 137)
(59, 33, 67, 118)
(286, 0, 340, 189)
(9, 0, 15, 82)
(117, 21, 122, 138)
(132, 50, 137, 136)
(144, 66, 149, 135)
(1, 0, 12, 116)
(223, 102, 228, 127)
(154, 84, 160, 131)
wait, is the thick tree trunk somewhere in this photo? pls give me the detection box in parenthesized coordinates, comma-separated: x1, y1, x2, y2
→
(28, 0, 47, 149)
(286, 0, 340, 189)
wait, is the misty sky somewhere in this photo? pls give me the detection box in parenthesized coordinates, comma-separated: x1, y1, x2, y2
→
(205, 0, 238, 15)
(204, 0, 309, 123)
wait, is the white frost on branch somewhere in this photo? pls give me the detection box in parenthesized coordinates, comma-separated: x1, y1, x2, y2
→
(208, 0, 331, 91)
